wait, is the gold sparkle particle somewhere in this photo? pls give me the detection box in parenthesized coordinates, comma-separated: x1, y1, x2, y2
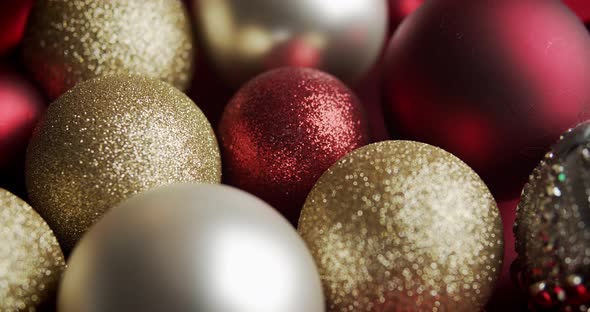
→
(0, 188, 65, 311)
(22, 0, 194, 99)
(298, 140, 503, 311)
(26, 75, 221, 252)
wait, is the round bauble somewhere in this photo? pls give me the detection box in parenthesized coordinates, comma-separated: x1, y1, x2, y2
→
(22, 0, 194, 100)
(0, 65, 45, 173)
(383, 0, 590, 198)
(563, 0, 590, 22)
(59, 183, 325, 312)
(0, 1, 33, 55)
(219, 67, 369, 223)
(298, 141, 504, 311)
(0, 188, 65, 310)
(193, 0, 387, 87)
(26, 75, 221, 252)
(388, 0, 425, 32)
(515, 121, 590, 311)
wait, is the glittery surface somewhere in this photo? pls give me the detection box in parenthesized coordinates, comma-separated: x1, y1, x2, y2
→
(26, 75, 221, 252)
(0, 188, 65, 310)
(218, 67, 369, 223)
(298, 141, 504, 311)
(22, 0, 194, 99)
(515, 121, 590, 310)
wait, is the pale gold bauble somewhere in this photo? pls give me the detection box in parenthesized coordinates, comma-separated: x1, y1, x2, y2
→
(0, 188, 65, 311)
(298, 141, 503, 311)
(26, 75, 221, 252)
(22, 0, 194, 99)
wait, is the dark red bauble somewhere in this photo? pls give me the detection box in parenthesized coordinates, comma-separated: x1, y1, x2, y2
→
(0, 65, 45, 172)
(563, 0, 590, 22)
(388, 0, 425, 33)
(383, 0, 590, 198)
(0, 1, 33, 56)
(219, 67, 370, 223)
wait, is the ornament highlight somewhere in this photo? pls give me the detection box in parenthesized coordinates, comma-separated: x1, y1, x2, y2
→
(515, 121, 590, 311)
(383, 0, 590, 197)
(0, 188, 65, 311)
(219, 67, 369, 223)
(298, 140, 504, 311)
(59, 183, 325, 312)
(193, 0, 387, 86)
(22, 0, 194, 99)
(26, 75, 221, 251)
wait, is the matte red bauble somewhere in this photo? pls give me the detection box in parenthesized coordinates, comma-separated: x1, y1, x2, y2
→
(0, 65, 45, 172)
(0, 1, 33, 55)
(219, 67, 370, 223)
(563, 0, 590, 22)
(388, 0, 425, 32)
(383, 0, 590, 197)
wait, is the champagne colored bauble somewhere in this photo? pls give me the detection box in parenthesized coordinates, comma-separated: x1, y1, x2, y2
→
(515, 121, 590, 311)
(26, 75, 221, 252)
(383, 0, 590, 198)
(59, 183, 325, 312)
(219, 67, 369, 223)
(298, 141, 504, 311)
(193, 0, 387, 87)
(22, 0, 194, 100)
(0, 188, 65, 311)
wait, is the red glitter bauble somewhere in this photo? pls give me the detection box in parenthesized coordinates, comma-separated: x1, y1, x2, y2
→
(219, 67, 370, 223)
(563, 0, 590, 22)
(383, 0, 590, 198)
(0, 65, 45, 172)
(0, 1, 33, 56)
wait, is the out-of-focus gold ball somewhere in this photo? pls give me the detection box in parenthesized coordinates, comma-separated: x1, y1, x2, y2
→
(0, 188, 65, 310)
(298, 141, 503, 311)
(26, 75, 221, 252)
(22, 0, 194, 99)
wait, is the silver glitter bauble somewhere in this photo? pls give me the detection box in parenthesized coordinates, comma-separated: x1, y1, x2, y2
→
(516, 121, 590, 311)
(59, 184, 325, 312)
(192, 0, 388, 87)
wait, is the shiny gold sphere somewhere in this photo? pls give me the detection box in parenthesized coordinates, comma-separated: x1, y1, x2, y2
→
(0, 188, 65, 310)
(22, 0, 194, 99)
(298, 141, 504, 311)
(26, 75, 221, 252)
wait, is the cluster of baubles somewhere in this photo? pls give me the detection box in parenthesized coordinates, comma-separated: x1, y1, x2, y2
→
(1, 0, 590, 311)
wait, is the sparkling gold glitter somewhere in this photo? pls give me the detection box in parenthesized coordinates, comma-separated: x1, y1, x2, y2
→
(0, 188, 65, 310)
(22, 0, 194, 99)
(26, 75, 221, 252)
(298, 141, 503, 311)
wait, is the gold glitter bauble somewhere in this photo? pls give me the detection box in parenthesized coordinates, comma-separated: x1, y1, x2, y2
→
(22, 0, 194, 100)
(298, 141, 504, 311)
(26, 75, 221, 252)
(0, 188, 65, 311)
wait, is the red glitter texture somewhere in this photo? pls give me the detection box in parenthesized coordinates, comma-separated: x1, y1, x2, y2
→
(219, 67, 370, 223)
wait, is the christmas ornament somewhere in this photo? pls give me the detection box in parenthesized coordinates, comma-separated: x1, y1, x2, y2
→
(26, 75, 221, 252)
(0, 65, 45, 173)
(219, 67, 369, 223)
(563, 0, 590, 22)
(298, 140, 504, 311)
(515, 121, 590, 311)
(59, 183, 325, 312)
(22, 0, 194, 100)
(192, 0, 387, 86)
(383, 0, 590, 198)
(388, 0, 425, 32)
(0, 1, 33, 55)
(0, 188, 65, 311)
